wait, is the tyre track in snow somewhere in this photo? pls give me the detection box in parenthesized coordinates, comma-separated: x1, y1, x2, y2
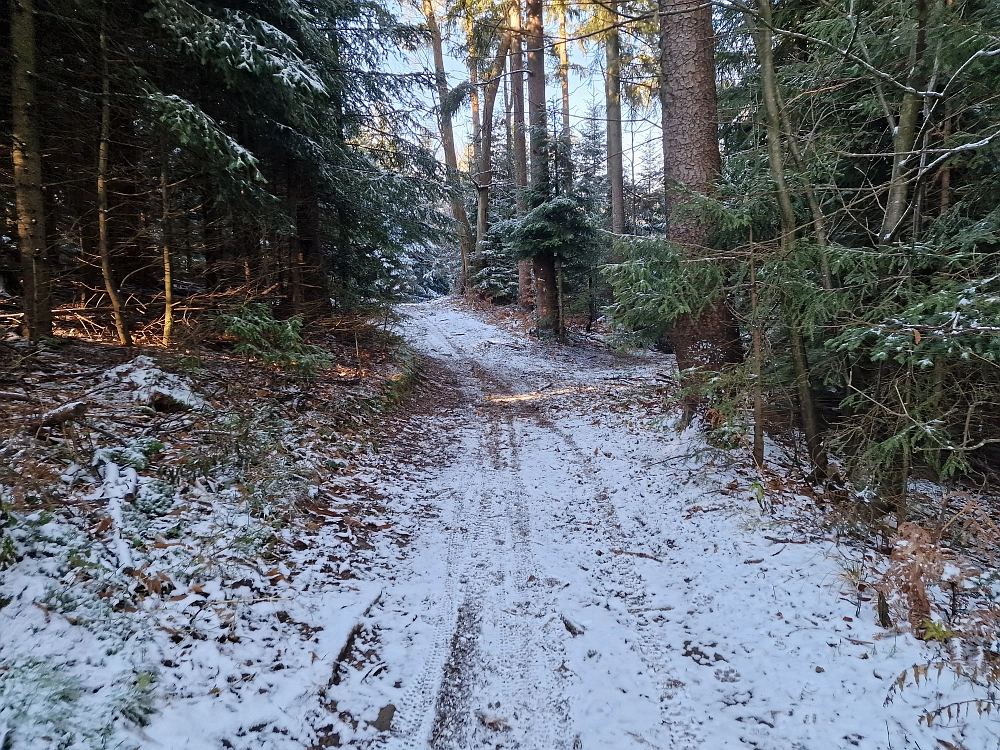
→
(374, 301, 684, 749)
(381, 309, 575, 750)
(337, 300, 981, 750)
(526, 417, 703, 749)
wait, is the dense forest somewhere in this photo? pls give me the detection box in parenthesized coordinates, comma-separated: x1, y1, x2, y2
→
(4, 1, 1000, 747)
(5, 0, 1000, 505)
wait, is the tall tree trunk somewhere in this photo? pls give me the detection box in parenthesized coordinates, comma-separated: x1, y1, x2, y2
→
(879, 0, 929, 244)
(605, 4, 626, 234)
(658, 0, 741, 413)
(475, 34, 513, 262)
(749, 1, 827, 475)
(10, 0, 52, 339)
(779, 104, 832, 290)
(423, 0, 474, 291)
(556, 3, 572, 194)
(939, 100, 952, 217)
(469, 29, 482, 176)
(509, 3, 533, 309)
(161, 151, 174, 346)
(525, 0, 557, 330)
(287, 162, 305, 315)
(749, 233, 764, 469)
(98, 13, 132, 346)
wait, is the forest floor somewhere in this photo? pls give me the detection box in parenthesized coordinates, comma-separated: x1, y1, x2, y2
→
(1, 298, 998, 750)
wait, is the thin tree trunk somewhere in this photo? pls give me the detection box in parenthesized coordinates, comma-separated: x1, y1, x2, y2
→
(778, 106, 832, 290)
(510, 3, 529, 214)
(10, 0, 52, 339)
(605, 4, 626, 234)
(423, 0, 474, 291)
(787, 322, 827, 475)
(658, 0, 742, 418)
(98, 14, 132, 346)
(557, 3, 572, 194)
(469, 30, 482, 175)
(287, 161, 305, 314)
(509, 3, 533, 309)
(879, 0, 929, 244)
(939, 100, 952, 216)
(749, 232, 764, 469)
(525, 0, 557, 330)
(161, 151, 174, 346)
(475, 34, 513, 261)
(749, 1, 826, 475)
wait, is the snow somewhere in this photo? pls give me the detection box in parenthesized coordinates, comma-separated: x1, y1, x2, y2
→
(324, 299, 999, 749)
(105, 355, 205, 410)
(3, 299, 998, 749)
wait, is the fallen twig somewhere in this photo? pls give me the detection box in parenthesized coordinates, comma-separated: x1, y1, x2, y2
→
(610, 548, 663, 563)
(764, 535, 809, 544)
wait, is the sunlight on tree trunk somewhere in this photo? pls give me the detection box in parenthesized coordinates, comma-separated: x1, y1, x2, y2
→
(98, 10, 132, 347)
(605, 3, 625, 235)
(423, 0, 474, 292)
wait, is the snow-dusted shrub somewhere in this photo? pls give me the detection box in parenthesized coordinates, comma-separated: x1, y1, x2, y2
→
(93, 438, 165, 472)
(217, 303, 330, 376)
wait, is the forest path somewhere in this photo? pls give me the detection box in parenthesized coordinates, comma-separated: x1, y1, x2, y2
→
(332, 299, 951, 750)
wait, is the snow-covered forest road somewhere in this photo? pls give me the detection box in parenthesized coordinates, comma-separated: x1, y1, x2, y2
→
(329, 299, 981, 750)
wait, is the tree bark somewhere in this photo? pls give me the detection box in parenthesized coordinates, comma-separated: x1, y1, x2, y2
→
(658, 0, 742, 403)
(423, 0, 475, 291)
(161, 152, 174, 346)
(556, 3, 573, 194)
(879, 0, 929, 244)
(509, 3, 533, 310)
(525, 0, 557, 330)
(98, 14, 132, 346)
(475, 34, 513, 261)
(605, 4, 626, 234)
(10, 0, 52, 339)
(749, 235, 764, 469)
(533, 255, 558, 330)
(469, 29, 482, 178)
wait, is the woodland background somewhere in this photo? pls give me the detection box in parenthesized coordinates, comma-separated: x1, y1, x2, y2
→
(3, 0, 1000, 512)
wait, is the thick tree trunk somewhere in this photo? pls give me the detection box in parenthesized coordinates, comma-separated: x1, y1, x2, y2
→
(658, 0, 741, 399)
(98, 18, 132, 346)
(10, 0, 52, 339)
(525, 0, 548, 198)
(525, 0, 557, 330)
(423, 0, 475, 291)
(605, 6, 626, 234)
(533, 255, 558, 330)
(749, 1, 827, 475)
